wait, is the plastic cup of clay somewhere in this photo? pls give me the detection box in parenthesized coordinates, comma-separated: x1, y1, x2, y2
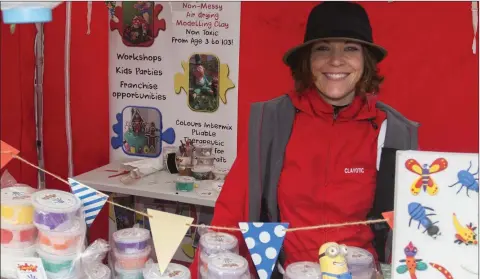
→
(37, 218, 86, 254)
(206, 252, 250, 279)
(191, 166, 213, 180)
(31, 189, 82, 231)
(195, 144, 213, 157)
(113, 245, 151, 270)
(199, 232, 239, 271)
(212, 167, 229, 180)
(346, 246, 375, 279)
(36, 247, 80, 279)
(175, 176, 196, 192)
(1, 185, 36, 225)
(284, 261, 321, 279)
(143, 262, 191, 279)
(113, 227, 151, 254)
(115, 263, 144, 279)
(0, 221, 37, 248)
(0, 244, 36, 279)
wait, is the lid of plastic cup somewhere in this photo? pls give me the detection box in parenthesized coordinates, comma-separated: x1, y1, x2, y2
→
(195, 144, 212, 149)
(31, 189, 81, 214)
(36, 246, 80, 260)
(39, 218, 86, 236)
(200, 232, 238, 252)
(176, 176, 196, 184)
(207, 252, 248, 275)
(113, 227, 151, 244)
(0, 220, 36, 231)
(113, 245, 151, 259)
(192, 165, 213, 173)
(0, 243, 37, 256)
(143, 262, 191, 279)
(213, 167, 229, 175)
(285, 262, 321, 279)
(346, 246, 374, 267)
(1, 185, 36, 205)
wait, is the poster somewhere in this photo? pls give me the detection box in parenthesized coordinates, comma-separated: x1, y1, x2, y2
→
(108, 1, 241, 168)
(392, 150, 478, 279)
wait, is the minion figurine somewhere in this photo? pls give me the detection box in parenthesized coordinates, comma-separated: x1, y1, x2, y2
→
(319, 242, 352, 279)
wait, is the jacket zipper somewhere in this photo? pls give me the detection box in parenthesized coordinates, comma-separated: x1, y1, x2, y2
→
(324, 107, 340, 186)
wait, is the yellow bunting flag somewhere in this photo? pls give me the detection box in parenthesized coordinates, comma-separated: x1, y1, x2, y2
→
(147, 209, 194, 275)
(1, 140, 19, 169)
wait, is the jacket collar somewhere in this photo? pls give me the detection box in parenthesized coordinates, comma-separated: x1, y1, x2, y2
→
(288, 88, 377, 121)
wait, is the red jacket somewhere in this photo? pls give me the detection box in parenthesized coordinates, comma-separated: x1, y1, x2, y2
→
(190, 89, 386, 277)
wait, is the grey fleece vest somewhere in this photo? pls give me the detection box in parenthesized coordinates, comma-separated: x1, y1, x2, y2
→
(247, 94, 419, 264)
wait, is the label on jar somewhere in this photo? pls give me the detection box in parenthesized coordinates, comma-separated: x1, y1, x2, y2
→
(88, 264, 109, 279)
(1, 186, 35, 203)
(33, 190, 79, 210)
(287, 262, 321, 278)
(203, 232, 236, 248)
(210, 253, 245, 270)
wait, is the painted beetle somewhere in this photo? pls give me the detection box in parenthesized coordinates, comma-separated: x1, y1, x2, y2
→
(449, 161, 479, 197)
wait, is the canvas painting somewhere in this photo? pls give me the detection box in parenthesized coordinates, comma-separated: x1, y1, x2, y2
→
(392, 150, 478, 279)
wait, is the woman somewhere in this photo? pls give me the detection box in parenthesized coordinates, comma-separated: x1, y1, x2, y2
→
(190, 2, 419, 278)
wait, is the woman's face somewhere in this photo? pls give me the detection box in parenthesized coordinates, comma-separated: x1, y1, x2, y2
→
(310, 40, 364, 105)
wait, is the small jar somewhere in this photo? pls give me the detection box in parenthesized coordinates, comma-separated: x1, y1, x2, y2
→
(212, 167, 229, 180)
(1, 185, 36, 225)
(192, 166, 213, 180)
(206, 252, 250, 279)
(346, 246, 375, 279)
(31, 189, 82, 231)
(112, 227, 151, 254)
(194, 144, 213, 157)
(199, 232, 238, 271)
(175, 177, 196, 192)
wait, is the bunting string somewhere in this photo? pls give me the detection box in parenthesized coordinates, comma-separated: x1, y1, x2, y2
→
(1, 150, 389, 231)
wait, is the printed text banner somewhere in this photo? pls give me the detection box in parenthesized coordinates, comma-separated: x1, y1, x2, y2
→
(108, 1, 241, 168)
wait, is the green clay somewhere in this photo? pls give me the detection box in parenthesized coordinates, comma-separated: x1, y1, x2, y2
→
(41, 259, 73, 273)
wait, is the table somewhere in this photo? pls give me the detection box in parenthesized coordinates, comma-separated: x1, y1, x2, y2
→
(73, 162, 218, 207)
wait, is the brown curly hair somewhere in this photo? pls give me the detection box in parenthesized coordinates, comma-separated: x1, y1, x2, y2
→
(289, 44, 384, 97)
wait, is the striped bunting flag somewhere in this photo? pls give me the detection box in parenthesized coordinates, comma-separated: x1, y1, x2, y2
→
(68, 178, 108, 226)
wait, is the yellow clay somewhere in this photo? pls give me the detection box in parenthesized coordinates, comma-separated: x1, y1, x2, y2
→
(1, 205, 34, 224)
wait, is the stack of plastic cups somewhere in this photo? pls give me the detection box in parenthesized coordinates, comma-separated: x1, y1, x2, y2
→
(205, 252, 251, 279)
(32, 189, 85, 279)
(113, 227, 152, 279)
(346, 247, 375, 279)
(284, 262, 321, 279)
(143, 260, 191, 279)
(191, 144, 214, 180)
(1, 185, 38, 279)
(197, 231, 239, 278)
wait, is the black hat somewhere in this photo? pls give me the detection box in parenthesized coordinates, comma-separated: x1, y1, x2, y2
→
(283, 2, 387, 67)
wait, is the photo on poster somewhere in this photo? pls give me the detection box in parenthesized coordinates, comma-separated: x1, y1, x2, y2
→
(174, 54, 235, 113)
(188, 53, 220, 112)
(110, 106, 176, 158)
(110, 1, 166, 47)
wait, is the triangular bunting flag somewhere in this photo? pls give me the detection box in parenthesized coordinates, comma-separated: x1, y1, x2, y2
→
(239, 222, 289, 279)
(68, 178, 108, 226)
(382, 211, 394, 229)
(1, 140, 19, 169)
(147, 209, 193, 275)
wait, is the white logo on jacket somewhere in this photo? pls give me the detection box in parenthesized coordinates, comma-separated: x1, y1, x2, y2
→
(376, 120, 387, 171)
(344, 168, 365, 174)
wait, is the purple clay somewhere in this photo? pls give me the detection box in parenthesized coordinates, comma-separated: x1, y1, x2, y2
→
(116, 240, 148, 252)
(34, 211, 68, 230)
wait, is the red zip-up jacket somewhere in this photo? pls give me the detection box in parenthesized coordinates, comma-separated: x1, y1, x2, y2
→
(190, 89, 386, 278)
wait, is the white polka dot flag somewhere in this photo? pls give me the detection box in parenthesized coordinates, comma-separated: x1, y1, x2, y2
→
(239, 222, 289, 279)
(68, 178, 108, 227)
